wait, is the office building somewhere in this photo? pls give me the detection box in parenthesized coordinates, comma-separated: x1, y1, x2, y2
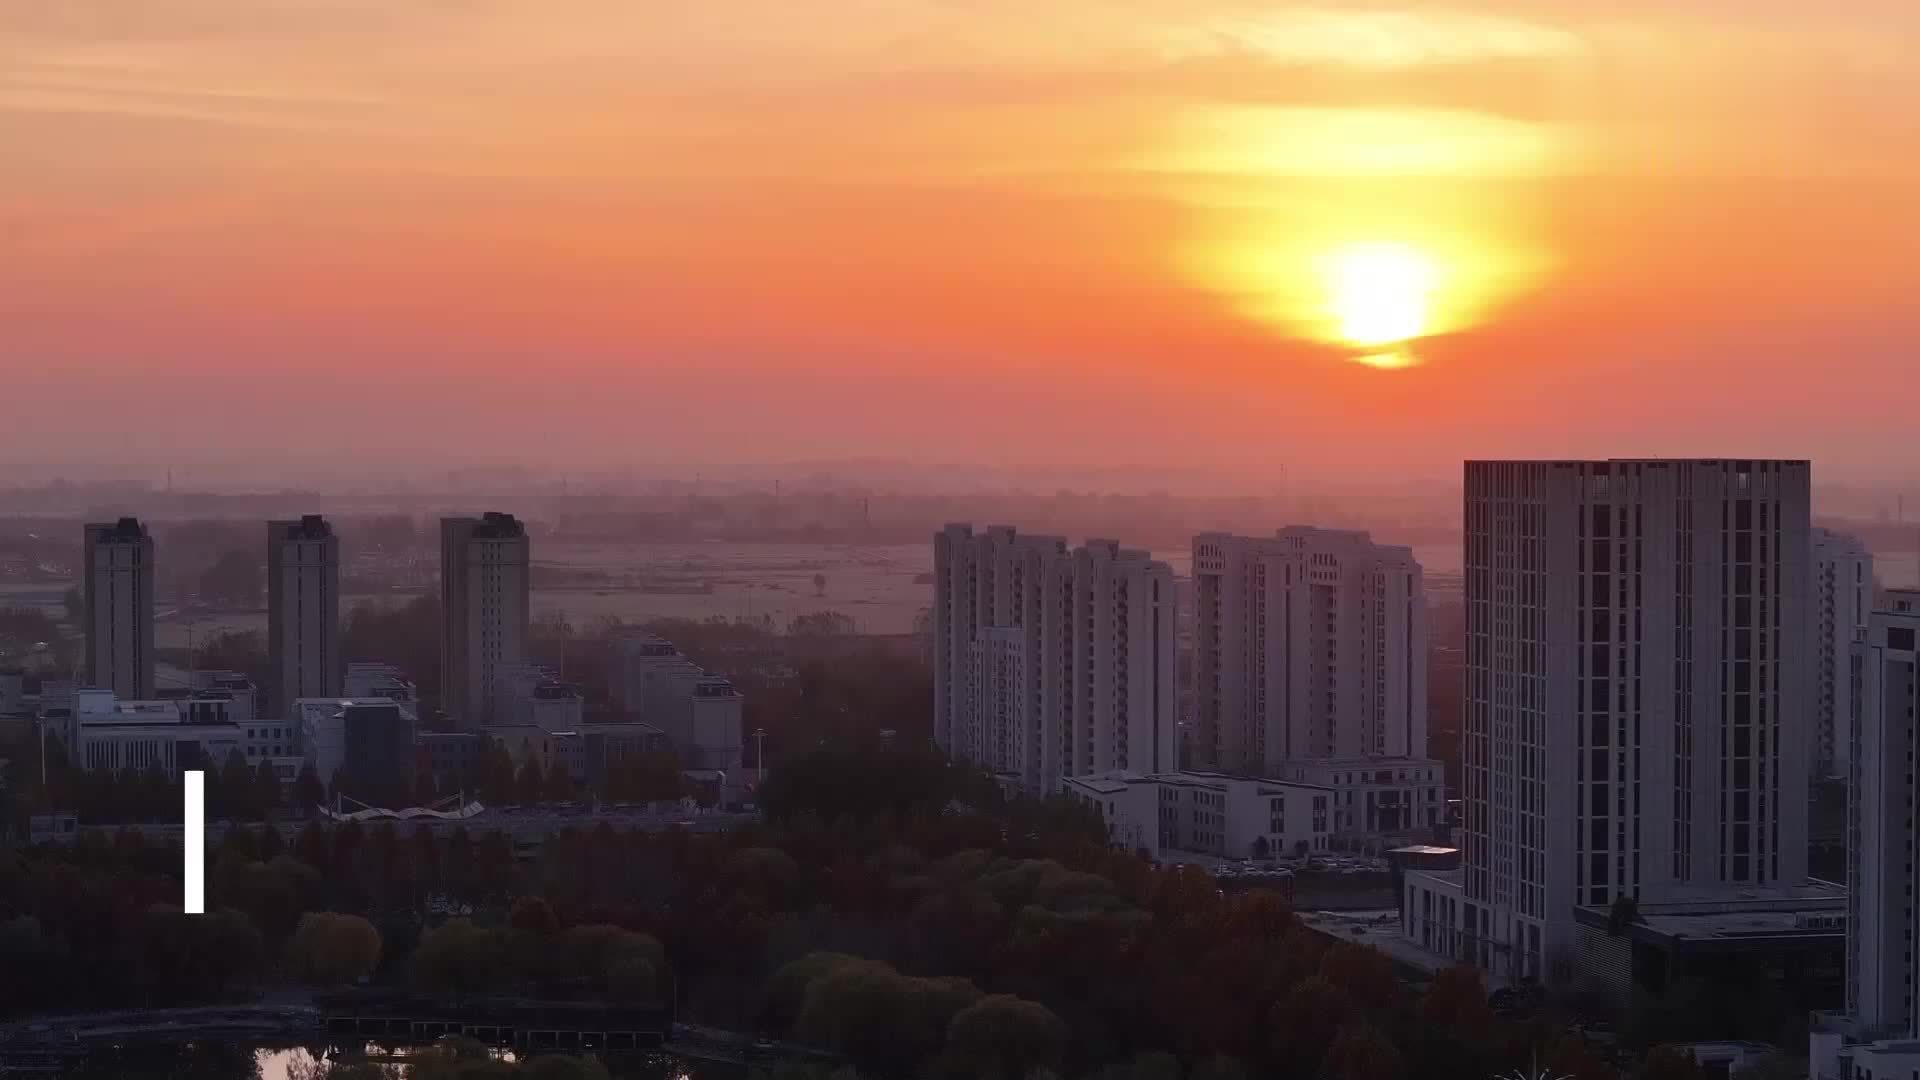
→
(1813, 528, 1875, 776)
(1062, 769, 1333, 861)
(69, 688, 244, 779)
(83, 517, 155, 699)
(440, 513, 530, 728)
(1456, 459, 1812, 980)
(933, 525, 1177, 794)
(1192, 527, 1427, 773)
(267, 515, 340, 713)
(297, 697, 416, 798)
(1274, 756, 1447, 837)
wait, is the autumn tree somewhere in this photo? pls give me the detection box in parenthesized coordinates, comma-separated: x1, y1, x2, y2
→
(943, 994, 1069, 1080)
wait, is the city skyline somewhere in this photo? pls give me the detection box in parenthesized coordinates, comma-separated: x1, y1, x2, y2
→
(5, 1, 1917, 473)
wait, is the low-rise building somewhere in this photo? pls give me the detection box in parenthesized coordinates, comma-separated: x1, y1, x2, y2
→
(1062, 769, 1334, 862)
(494, 662, 585, 733)
(67, 688, 245, 779)
(1271, 756, 1447, 838)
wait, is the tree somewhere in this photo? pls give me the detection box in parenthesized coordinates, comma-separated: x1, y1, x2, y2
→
(287, 912, 383, 985)
(944, 995, 1069, 1080)
(509, 896, 559, 935)
(515, 757, 545, 806)
(294, 762, 324, 814)
(252, 763, 282, 820)
(1268, 976, 1353, 1074)
(1607, 895, 1641, 936)
(1640, 1047, 1704, 1080)
(1321, 1022, 1405, 1080)
(412, 919, 508, 995)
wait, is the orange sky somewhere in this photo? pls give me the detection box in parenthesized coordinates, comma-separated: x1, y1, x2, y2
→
(3, 1, 1917, 477)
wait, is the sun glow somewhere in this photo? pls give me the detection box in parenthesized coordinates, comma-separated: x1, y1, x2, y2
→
(1322, 243, 1438, 347)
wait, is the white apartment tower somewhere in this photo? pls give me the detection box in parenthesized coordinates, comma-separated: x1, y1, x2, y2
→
(83, 518, 155, 700)
(268, 515, 341, 713)
(440, 513, 531, 729)
(1462, 459, 1811, 980)
(933, 525, 1176, 793)
(1193, 527, 1427, 774)
(1813, 528, 1875, 777)
(1846, 588, 1920, 1034)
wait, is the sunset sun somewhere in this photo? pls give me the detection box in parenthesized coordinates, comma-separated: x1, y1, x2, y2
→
(1324, 242, 1438, 348)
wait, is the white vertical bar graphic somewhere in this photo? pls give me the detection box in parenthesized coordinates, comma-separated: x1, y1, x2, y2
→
(183, 770, 205, 914)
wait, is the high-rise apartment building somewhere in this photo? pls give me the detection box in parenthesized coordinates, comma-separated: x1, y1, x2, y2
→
(268, 515, 340, 714)
(1192, 527, 1427, 774)
(440, 513, 530, 728)
(1846, 588, 1920, 1034)
(933, 525, 1176, 793)
(1813, 528, 1875, 776)
(83, 517, 155, 699)
(1461, 459, 1811, 979)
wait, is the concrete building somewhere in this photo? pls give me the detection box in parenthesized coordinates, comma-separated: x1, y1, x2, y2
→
(933, 525, 1177, 794)
(1845, 588, 1920, 1035)
(1812, 529, 1875, 777)
(494, 662, 585, 733)
(343, 662, 420, 718)
(609, 635, 744, 775)
(83, 518, 155, 700)
(1460, 459, 1813, 981)
(267, 515, 340, 713)
(1061, 769, 1333, 861)
(440, 513, 531, 728)
(1273, 756, 1447, 838)
(296, 697, 416, 796)
(67, 688, 245, 779)
(1192, 528, 1427, 773)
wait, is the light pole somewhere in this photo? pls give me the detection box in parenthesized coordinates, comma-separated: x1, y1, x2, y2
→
(752, 728, 768, 790)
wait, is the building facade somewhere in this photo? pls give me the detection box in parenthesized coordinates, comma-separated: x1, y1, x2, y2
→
(1462, 459, 1812, 981)
(1192, 527, 1426, 774)
(84, 518, 155, 700)
(440, 513, 531, 728)
(1813, 528, 1875, 777)
(1846, 588, 1920, 1034)
(934, 525, 1177, 794)
(1062, 769, 1333, 861)
(1274, 756, 1447, 837)
(268, 515, 341, 714)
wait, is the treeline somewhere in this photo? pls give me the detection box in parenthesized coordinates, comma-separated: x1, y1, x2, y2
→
(4, 742, 1743, 1079)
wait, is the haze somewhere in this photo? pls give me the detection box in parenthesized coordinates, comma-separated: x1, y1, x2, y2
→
(4, 0, 1916, 479)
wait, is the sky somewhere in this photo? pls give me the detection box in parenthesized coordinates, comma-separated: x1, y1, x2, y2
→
(3, 0, 1917, 480)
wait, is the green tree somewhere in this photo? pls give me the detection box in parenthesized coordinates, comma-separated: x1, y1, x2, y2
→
(943, 995, 1068, 1080)
(412, 919, 508, 995)
(253, 763, 282, 819)
(287, 912, 383, 985)
(294, 762, 325, 814)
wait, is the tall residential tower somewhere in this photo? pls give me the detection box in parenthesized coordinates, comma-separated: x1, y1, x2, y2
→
(267, 515, 341, 713)
(1461, 459, 1811, 979)
(1812, 528, 1875, 776)
(83, 517, 155, 699)
(1845, 588, 1920, 1035)
(1192, 527, 1427, 774)
(440, 513, 531, 728)
(933, 525, 1176, 793)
